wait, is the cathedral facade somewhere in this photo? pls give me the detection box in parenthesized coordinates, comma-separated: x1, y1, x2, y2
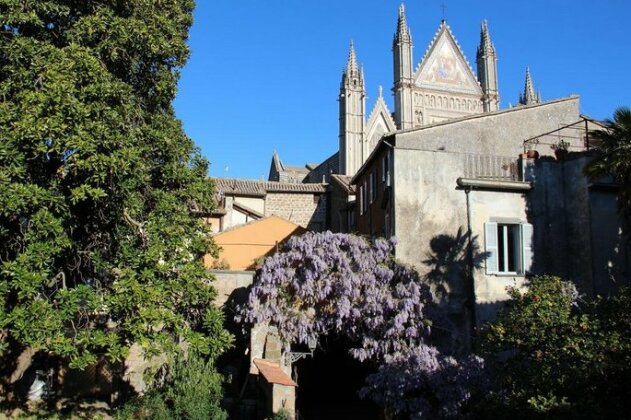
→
(338, 5, 500, 176)
(269, 4, 542, 182)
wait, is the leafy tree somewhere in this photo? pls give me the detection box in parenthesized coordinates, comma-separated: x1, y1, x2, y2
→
(584, 106, 631, 236)
(115, 352, 227, 420)
(238, 231, 484, 418)
(0, 0, 231, 395)
(479, 276, 631, 419)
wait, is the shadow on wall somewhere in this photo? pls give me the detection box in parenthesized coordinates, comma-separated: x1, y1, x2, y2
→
(524, 154, 631, 297)
(422, 227, 490, 354)
(423, 227, 490, 304)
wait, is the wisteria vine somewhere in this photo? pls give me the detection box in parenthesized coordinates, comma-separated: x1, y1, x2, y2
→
(237, 231, 485, 417)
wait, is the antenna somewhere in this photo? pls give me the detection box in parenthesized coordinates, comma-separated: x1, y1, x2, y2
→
(441, 1, 447, 21)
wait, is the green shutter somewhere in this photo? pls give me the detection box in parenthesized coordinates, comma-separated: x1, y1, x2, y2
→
(485, 222, 498, 274)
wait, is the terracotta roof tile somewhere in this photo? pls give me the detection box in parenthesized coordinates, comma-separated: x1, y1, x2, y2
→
(253, 359, 297, 387)
(212, 177, 326, 195)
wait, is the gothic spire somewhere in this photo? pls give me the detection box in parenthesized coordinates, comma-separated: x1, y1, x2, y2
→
(341, 41, 363, 90)
(477, 19, 495, 58)
(339, 40, 365, 175)
(476, 19, 499, 112)
(394, 3, 412, 45)
(519, 67, 540, 105)
(346, 41, 359, 77)
(393, 3, 413, 129)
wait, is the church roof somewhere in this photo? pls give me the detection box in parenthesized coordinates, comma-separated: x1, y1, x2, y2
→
(414, 20, 483, 96)
(213, 177, 326, 197)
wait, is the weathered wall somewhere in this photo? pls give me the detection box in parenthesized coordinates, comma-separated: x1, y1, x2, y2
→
(469, 189, 530, 324)
(396, 97, 581, 158)
(393, 149, 469, 274)
(209, 270, 254, 307)
(355, 147, 390, 237)
(589, 189, 631, 295)
(392, 149, 532, 338)
(265, 192, 327, 231)
(529, 156, 631, 296)
(234, 196, 265, 214)
(223, 196, 262, 230)
(328, 183, 353, 233)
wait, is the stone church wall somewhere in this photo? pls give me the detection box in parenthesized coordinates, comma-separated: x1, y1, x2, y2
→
(265, 192, 327, 232)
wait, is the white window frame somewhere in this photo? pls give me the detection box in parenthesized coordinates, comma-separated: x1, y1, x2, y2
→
(485, 222, 533, 275)
(382, 152, 391, 187)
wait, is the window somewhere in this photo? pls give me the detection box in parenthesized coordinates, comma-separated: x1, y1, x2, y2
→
(347, 208, 355, 231)
(485, 222, 533, 275)
(369, 171, 376, 203)
(359, 185, 364, 215)
(382, 153, 390, 187)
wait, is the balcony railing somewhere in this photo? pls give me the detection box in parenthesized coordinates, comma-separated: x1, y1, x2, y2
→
(463, 153, 519, 181)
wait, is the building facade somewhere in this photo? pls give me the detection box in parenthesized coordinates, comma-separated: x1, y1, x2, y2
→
(351, 97, 629, 349)
(212, 5, 630, 417)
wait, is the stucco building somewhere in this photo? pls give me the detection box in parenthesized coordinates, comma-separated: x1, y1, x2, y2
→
(213, 5, 630, 417)
(258, 4, 629, 349)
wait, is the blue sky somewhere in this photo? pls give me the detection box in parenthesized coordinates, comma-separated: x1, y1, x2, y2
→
(174, 0, 631, 180)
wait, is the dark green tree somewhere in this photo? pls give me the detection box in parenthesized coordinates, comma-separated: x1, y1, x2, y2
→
(0, 0, 231, 394)
(479, 276, 631, 419)
(584, 106, 631, 236)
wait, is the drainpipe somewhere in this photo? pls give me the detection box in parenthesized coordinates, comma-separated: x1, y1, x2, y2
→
(464, 187, 477, 344)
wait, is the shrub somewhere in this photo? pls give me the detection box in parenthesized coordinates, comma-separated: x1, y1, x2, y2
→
(116, 352, 227, 420)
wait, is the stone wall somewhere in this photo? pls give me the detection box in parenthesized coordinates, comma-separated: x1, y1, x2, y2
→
(210, 270, 254, 307)
(265, 192, 327, 231)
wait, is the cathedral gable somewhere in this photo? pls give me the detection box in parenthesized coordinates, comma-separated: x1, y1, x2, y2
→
(365, 91, 396, 152)
(414, 23, 483, 96)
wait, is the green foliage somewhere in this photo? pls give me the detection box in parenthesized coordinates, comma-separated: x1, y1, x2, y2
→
(115, 352, 227, 420)
(0, 0, 231, 378)
(166, 352, 227, 420)
(114, 392, 171, 420)
(268, 408, 291, 420)
(479, 276, 631, 419)
(584, 106, 631, 236)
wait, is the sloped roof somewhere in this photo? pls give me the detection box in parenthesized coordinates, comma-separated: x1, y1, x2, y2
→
(330, 174, 356, 194)
(253, 359, 297, 387)
(213, 177, 326, 196)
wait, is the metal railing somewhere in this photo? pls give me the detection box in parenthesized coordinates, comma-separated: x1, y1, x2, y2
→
(463, 153, 519, 181)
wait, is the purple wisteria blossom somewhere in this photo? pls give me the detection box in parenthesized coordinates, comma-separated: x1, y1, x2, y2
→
(237, 232, 433, 361)
(237, 231, 485, 417)
(360, 347, 486, 418)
